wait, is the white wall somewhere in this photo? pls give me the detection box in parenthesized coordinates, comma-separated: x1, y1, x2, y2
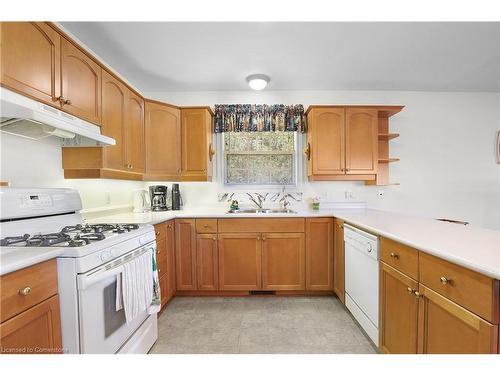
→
(1, 90, 499, 230)
(145, 90, 500, 230)
(0, 133, 144, 209)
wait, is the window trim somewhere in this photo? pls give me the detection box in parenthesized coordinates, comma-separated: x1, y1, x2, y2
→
(217, 132, 302, 189)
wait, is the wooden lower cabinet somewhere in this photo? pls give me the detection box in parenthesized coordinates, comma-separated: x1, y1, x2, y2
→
(305, 218, 333, 291)
(165, 221, 176, 301)
(0, 295, 62, 354)
(196, 234, 218, 290)
(333, 218, 345, 302)
(262, 233, 305, 290)
(175, 219, 197, 290)
(379, 262, 419, 354)
(218, 233, 262, 291)
(417, 285, 498, 354)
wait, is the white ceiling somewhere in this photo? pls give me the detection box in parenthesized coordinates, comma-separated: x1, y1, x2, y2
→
(60, 22, 500, 92)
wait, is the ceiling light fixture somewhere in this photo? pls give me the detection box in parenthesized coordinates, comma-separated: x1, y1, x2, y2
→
(246, 74, 270, 90)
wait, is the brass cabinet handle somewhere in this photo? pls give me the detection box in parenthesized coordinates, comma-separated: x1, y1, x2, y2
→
(407, 287, 414, 295)
(209, 143, 216, 161)
(413, 291, 422, 298)
(390, 252, 399, 259)
(63, 99, 72, 105)
(303, 143, 311, 160)
(262, 236, 267, 241)
(257, 235, 261, 241)
(212, 236, 217, 241)
(204, 224, 209, 228)
(156, 231, 160, 236)
(19, 286, 32, 296)
(440, 276, 452, 285)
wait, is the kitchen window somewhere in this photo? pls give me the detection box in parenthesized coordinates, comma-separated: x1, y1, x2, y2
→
(223, 131, 297, 186)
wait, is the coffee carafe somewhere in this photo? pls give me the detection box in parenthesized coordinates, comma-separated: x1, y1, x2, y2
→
(149, 185, 168, 211)
(171, 184, 182, 210)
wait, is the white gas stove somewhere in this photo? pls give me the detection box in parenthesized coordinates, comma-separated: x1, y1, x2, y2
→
(0, 187, 158, 354)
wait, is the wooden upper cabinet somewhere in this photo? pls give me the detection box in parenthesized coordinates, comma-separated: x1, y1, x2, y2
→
(0, 22, 61, 106)
(196, 234, 219, 290)
(345, 108, 378, 174)
(218, 233, 262, 291)
(180, 108, 214, 181)
(305, 218, 334, 291)
(307, 107, 345, 176)
(379, 262, 419, 354)
(101, 70, 126, 171)
(175, 219, 197, 290)
(145, 101, 181, 180)
(417, 285, 498, 354)
(262, 233, 305, 291)
(60, 38, 101, 125)
(333, 218, 345, 303)
(125, 91, 145, 174)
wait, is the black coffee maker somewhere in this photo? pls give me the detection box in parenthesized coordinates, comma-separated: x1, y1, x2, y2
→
(171, 184, 182, 210)
(149, 185, 168, 211)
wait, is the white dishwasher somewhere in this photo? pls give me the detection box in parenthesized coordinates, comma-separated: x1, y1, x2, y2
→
(344, 224, 379, 346)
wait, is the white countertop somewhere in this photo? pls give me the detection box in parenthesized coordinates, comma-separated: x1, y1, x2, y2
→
(86, 207, 500, 280)
(0, 247, 64, 276)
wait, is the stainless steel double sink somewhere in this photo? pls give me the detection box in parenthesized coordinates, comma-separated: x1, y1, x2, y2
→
(226, 208, 297, 214)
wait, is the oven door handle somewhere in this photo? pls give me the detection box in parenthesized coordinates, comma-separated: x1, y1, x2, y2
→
(77, 246, 154, 291)
(77, 265, 125, 291)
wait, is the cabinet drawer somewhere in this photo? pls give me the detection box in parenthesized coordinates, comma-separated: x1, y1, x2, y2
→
(0, 259, 58, 323)
(218, 218, 305, 233)
(419, 252, 499, 323)
(153, 223, 167, 242)
(196, 219, 218, 233)
(380, 237, 419, 280)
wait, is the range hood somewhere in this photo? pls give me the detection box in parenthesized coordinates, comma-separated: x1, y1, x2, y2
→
(0, 87, 115, 146)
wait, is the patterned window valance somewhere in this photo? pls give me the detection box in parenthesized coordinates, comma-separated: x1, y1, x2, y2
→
(214, 104, 306, 133)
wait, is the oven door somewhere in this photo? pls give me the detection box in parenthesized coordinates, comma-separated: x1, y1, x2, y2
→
(76, 244, 155, 354)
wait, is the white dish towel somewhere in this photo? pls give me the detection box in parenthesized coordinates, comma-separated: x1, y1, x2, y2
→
(116, 251, 154, 324)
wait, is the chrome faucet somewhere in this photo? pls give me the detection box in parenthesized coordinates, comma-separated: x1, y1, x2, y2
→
(279, 186, 299, 210)
(246, 193, 268, 209)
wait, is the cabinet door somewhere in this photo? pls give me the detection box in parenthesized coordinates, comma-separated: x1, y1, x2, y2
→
(418, 285, 498, 354)
(181, 108, 211, 181)
(305, 218, 334, 291)
(262, 233, 305, 290)
(333, 218, 345, 302)
(196, 234, 219, 290)
(145, 101, 181, 180)
(165, 220, 176, 301)
(101, 70, 126, 170)
(218, 233, 262, 291)
(379, 262, 419, 354)
(345, 108, 378, 174)
(60, 38, 101, 124)
(309, 107, 345, 175)
(175, 219, 197, 290)
(0, 295, 62, 354)
(125, 91, 145, 174)
(0, 22, 61, 106)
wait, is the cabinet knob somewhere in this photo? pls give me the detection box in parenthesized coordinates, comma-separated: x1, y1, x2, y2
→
(440, 276, 452, 285)
(18, 286, 32, 296)
(212, 236, 217, 241)
(390, 252, 399, 259)
(262, 236, 267, 241)
(407, 287, 414, 295)
(209, 144, 216, 161)
(63, 99, 72, 105)
(413, 291, 422, 298)
(158, 268, 161, 273)
(156, 231, 160, 236)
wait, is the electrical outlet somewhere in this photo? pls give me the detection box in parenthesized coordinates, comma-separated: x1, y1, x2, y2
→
(344, 190, 354, 200)
(377, 190, 384, 199)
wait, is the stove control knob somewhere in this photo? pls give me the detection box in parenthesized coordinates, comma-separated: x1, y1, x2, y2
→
(100, 250, 111, 262)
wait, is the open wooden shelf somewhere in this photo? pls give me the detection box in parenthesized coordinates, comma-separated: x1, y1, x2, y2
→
(378, 133, 399, 140)
(378, 158, 400, 163)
